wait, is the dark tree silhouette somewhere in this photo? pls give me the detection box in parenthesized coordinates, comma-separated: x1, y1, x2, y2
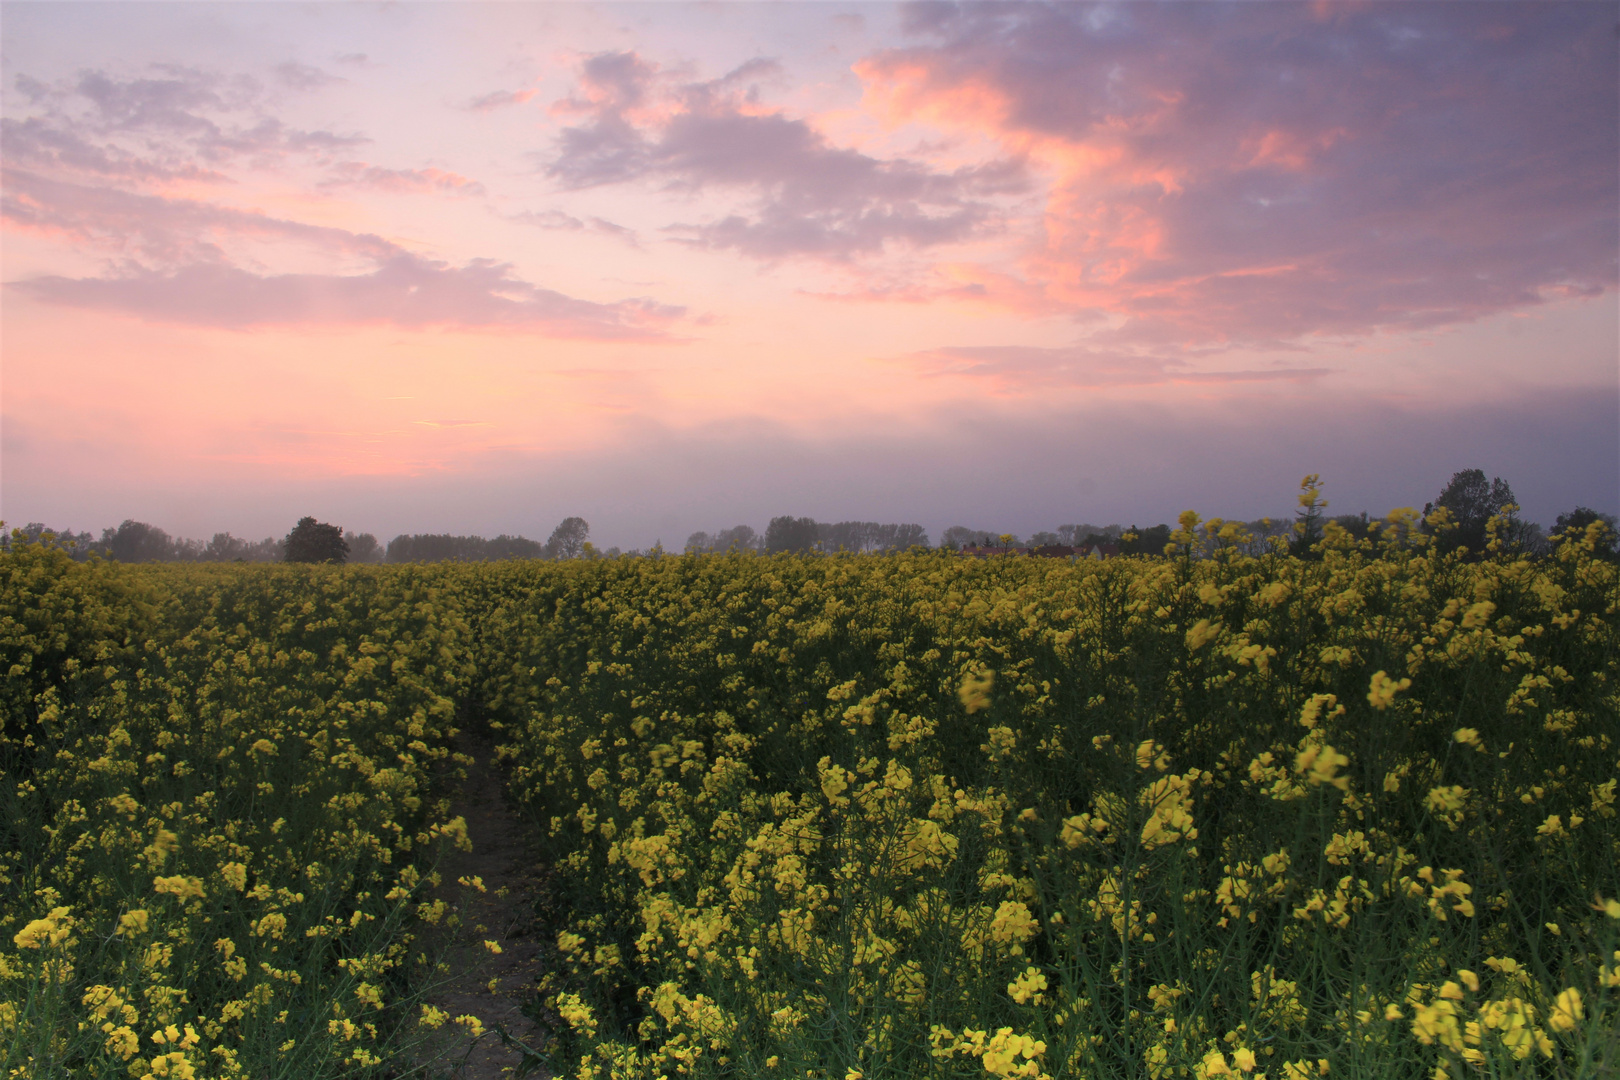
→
(1120, 524, 1171, 556)
(940, 526, 1001, 550)
(545, 517, 590, 560)
(385, 533, 545, 563)
(284, 517, 349, 564)
(1330, 513, 1372, 541)
(715, 525, 760, 552)
(765, 516, 820, 553)
(1549, 507, 1619, 560)
(105, 520, 174, 562)
(1424, 469, 1517, 556)
(344, 531, 384, 564)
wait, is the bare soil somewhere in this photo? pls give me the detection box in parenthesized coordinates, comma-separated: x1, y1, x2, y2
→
(418, 729, 550, 1079)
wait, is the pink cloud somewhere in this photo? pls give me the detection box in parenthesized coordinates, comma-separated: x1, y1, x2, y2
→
(273, 62, 345, 92)
(1, 168, 398, 265)
(10, 65, 367, 176)
(0, 116, 233, 185)
(854, 2, 1616, 345)
(467, 88, 538, 112)
(0, 57, 686, 342)
(802, 262, 1077, 317)
(2, 173, 681, 338)
(509, 208, 641, 247)
(320, 162, 485, 196)
(11, 255, 684, 338)
(545, 51, 1028, 261)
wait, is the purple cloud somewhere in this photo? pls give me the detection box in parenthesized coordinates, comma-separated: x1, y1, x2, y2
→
(546, 52, 1028, 260)
(860, 2, 1617, 343)
(510, 209, 641, 247)
(320, 161, 485, 195)
(274, 62, 344, 92)
(1, 168, 398, 265)
(0, 116, 231, 184)
(10, 66, 366, 175)
(3, 171, 681, 338)
(11, 255, 684, 338)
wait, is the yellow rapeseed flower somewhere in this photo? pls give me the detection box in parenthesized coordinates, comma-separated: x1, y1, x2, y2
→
(1547, 988, 1583, 1033)
(152, 876, 205, 901)
(1366, 670, 1411, 711)
(959, 669, 994, 714)
(13, 907, 73, 949)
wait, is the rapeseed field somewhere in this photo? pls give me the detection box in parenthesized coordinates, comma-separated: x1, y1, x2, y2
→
(4, 499, 1617, 1078)
(1, 551, 484, 1077)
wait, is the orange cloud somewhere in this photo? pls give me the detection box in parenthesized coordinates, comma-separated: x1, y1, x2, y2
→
(1244, 127, 1350, 171)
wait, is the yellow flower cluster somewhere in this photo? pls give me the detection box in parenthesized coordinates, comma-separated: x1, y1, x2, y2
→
(2, 546, 479, 1077)
(6, 492, 1617, 1077)
(468, 502, 1617, 1077)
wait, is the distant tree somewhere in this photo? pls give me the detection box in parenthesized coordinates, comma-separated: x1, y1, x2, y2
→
(388, 534, 467, 562)
(1120, 524, 1171, 556)
(1423, 469, 1516, 557)
(343, 531, 384, 564)
(385, 532, 543, 563)
(284, 517, 348, 564)
(714, 525, 760, 552)
(106, 520, 174, 562)
(940, 526, 1006, 550)
(808, 521, 928, 553)
(2, 523, 95, 558)
(818, 521, 872, 552)
(686, 525, 761, 554)
(1330, 513, 1371, 542)
(889, 523, 930, 550)
(1029, 531, 1062, 547)
(486, 534, 545, 559)
(1244, 517, 1292, 555)
(246, 537, 285, 562)
(765, 516, 820, 553)
(1058, 524, 1122, 546)
(545, 517, 590, 560)
(1549, 507, 1619, 560)
(203, 533, 250, 561)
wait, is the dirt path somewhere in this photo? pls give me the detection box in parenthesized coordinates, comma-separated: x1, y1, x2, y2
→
(421, 729, 550, 1079)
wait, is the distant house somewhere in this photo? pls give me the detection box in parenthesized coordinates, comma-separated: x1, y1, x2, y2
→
(1081, 543, 1121, 560)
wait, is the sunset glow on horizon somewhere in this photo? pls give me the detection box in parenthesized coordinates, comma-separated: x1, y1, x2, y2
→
(3, 1, 1615, 548)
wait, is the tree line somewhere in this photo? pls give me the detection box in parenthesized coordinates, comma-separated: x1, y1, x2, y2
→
(0, 515, 601, 565)
(711, 519, 931, 554)
(5, 468, 1615, 564)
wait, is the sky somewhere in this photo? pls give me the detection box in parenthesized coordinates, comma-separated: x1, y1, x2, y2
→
(2, 1, 1616, 549)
